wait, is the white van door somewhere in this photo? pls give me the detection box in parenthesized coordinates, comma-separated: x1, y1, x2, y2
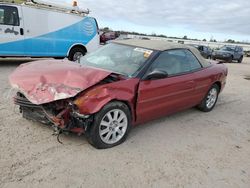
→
(0, 5, 24, 56)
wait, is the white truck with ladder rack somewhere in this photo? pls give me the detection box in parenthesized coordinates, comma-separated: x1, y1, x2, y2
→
(0, 0, 100, 61)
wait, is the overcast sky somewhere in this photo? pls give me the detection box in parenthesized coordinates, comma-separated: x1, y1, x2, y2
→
(60, 0, 250, 41)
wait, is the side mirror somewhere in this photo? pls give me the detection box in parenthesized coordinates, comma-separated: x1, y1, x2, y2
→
(145, 69, 168, 80)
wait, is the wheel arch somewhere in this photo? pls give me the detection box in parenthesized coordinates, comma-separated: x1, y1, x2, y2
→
(97, 99, 135, 124)
(109, 99, 133, 115)
(67, 43, 87, 56)
(213, 81, 222, 92)
(75, 97, 136, 125)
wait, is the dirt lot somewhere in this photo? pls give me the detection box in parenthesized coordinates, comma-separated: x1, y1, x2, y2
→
(0, 58, 250, 188)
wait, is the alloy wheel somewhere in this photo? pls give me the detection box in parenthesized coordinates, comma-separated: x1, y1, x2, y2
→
(99, 109, 128, 145)
(206, 88, 218, 109)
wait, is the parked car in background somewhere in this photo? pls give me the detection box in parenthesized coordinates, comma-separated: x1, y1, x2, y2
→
(188, 44, 213, 59)
(212, 45, 244, 63)
(100, 31, 119, 44)
(140, 37, 150, 40)
(115, 34, 131, 41)
(10, 39, 228, 149)
(0, 1, 100, 61)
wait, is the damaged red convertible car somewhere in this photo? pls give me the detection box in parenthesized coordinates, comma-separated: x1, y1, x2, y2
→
(9, 39, 228, 149)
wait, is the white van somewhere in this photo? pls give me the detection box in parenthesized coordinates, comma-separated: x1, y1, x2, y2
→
(0, 1, 100, 61)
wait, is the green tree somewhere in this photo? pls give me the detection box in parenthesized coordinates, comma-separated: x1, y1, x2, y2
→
(183, 35, 188, 40)
(11, 0, 25, 3)
(102, 27, 111, 32)
(227, 39, 235, 43)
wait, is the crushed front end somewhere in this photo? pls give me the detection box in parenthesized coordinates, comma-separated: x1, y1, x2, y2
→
(14, 92, 93, 135)
(9, 60, 115, 135)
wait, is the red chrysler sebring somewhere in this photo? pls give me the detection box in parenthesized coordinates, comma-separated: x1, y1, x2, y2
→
(9, 39, 228, 149)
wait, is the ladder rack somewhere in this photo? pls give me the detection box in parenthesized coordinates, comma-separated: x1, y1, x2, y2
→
(0, 0, 90, 16)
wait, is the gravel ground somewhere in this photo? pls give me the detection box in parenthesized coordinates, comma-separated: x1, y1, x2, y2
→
(0, 57, 250, 188)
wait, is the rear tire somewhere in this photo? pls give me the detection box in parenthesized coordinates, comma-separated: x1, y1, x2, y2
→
(85, 101, 131, 149)
(197, 84, 219, 112)
(68, 47, 86, 62)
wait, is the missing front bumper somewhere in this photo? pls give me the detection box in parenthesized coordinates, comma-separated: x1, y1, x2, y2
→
(14, 92, 92, 134)
(14, 93, 51, 124)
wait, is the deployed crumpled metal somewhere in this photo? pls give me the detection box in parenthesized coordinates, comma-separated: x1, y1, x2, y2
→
(9, 60, 111, 105)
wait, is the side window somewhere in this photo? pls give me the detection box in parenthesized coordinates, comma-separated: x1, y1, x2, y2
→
(236, 46, 242, 52)
(198, 46, 203, 51)
(150, 49, 202, 76)
(0, 6, 19, 26)
(0, 9, 3, 24)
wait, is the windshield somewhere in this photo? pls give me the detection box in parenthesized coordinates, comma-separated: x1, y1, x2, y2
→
(189, 44, 198, 48)
(80, 43, 153, 77)
(220, 46, 235, 51)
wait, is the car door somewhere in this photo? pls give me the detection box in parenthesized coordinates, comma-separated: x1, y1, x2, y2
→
(0, 5, 24, 56)
(233, 46, 239, 59)
(236, 47, 244, 58)
(136, 49, 202, 124)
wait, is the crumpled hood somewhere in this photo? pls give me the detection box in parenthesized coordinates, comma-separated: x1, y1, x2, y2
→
(9, 60, 111, 105)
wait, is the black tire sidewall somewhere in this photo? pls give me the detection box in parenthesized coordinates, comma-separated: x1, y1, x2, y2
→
(238, 56, 243, 63)
(86, 102, 131, 149)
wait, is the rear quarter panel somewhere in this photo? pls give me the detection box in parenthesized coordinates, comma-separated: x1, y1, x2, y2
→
(193, 62, 228, 104)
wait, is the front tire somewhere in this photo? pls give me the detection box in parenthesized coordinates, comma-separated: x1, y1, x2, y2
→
(86, 102, 131, 149)
(197, 84, 219, 112)
(238, 56, 243, 63)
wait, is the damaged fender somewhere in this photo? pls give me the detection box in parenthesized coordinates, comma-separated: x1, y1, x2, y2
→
(74, 78, 140, 123)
